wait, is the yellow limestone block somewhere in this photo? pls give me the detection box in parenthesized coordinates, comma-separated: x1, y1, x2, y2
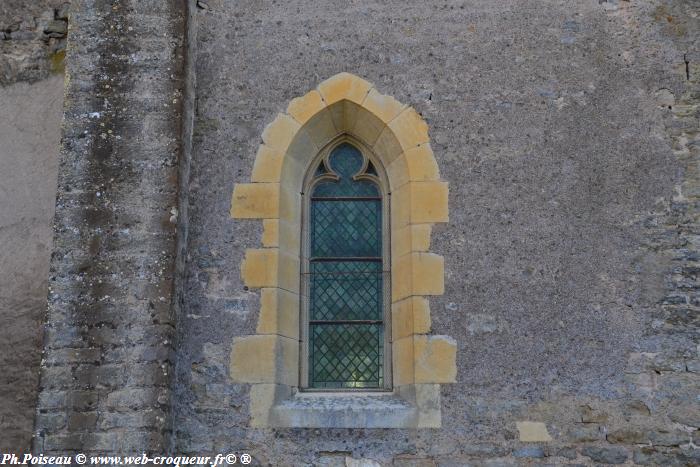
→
(352, 105, 386, 145)
(230, 183, 280, 219)
(249, 383, 276, 427)
(341, 100, 360, 131)
(277, 251, 300, 294)
(386, 158, 409, 189)
(409, 181, 449, 224)
(414, 384, 442, 428)
(230, 334, 298, 385)
(282, 129, 317, 173)
(390, 183, 412, 230)
(277, 219, 300, 256)
(241, 248, 278, 288)
(372, 126, 404, 165)
(394, 335, 456, 385)
(392, 224, 432, 258)
(303, 109, 338, 148)
(256, 288, 299, 339)
(287, 90, 326, 125)
(362, 88, 406, 124)
(230, 335, 276, 383)
(249, 384, 292, 427)
(392, 254, 412, 301)
(388, 107, 430, 151)
(392, 296, 431, 340)
(251, 145, 284, 182)
(412, 253, 445, 296)
(414, 335, 457, 384)
(391, 182, 448, 229)
(261, 219, 279, 247)
(392, 252, 444, 301)
(516, 421, 553, 442)
(278, 184, 301, 223)
(403, 144, 440, 182)
(327, 101, 346, 133)
(261, 113, 301, 153)
(392, 336, 415, 386)
(317, 72, 373, 105)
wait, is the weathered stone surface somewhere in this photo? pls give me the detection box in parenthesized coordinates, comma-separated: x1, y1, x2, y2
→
(607, 428, 648, 444)
(0, 1, 69, 85)
(2, 0, 693, 464)
(30, 0, 186, 455)
(668, 403, 700, 428)
(649, 430, 688, 447)
(579, 404, 609, 424)
(392, 457, 436, 467)
(512, 446, 545, 458)
(555, 447, 577, 460)
(567, 425, 603, 443)
(44, 20, 67, 37)
(0, 75, 63, 452)
(581, 446, 629, 464)
(169, 0, 698, 461)
(633, 446, 700, 466)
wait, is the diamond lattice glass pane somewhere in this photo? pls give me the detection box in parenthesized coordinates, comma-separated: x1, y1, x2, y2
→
(309, 323, 383, 388)
(314, 179, 379, 197)
(313, 144, 379, 197)
(311, 199, 381, 257)
(306, 142, 386, 390)
(310, 261, 382, 321)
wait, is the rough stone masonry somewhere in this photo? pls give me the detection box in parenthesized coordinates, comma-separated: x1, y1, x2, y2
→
(0, 0, 697, 465)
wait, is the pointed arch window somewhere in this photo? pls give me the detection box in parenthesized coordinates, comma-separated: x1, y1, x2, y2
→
(230, 73, 455, 427)
(301, 142, 391, 390)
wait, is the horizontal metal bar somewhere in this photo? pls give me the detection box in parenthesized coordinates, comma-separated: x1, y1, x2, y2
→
(311, 196, 382, 201)
(310, 257, 382, 262)
(310, 320, 383, 325)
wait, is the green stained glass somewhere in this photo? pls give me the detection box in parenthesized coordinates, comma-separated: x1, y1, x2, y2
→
(310, 261, 382, 321)
(310, 324, 383, 389)
(313, 144, 379, 197)
(308, 143, 385, 389)
(311, 200, 381, 257)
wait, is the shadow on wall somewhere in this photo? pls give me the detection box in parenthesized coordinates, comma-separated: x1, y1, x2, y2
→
(0, 74, 64, 452)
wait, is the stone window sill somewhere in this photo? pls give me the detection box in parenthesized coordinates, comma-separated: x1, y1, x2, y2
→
(263, 385, 441, 428)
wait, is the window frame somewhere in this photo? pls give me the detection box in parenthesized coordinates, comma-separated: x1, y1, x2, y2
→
(299, 136, 393, 392)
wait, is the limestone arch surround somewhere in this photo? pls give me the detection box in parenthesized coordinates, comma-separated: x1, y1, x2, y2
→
(229, 72, 456, 428)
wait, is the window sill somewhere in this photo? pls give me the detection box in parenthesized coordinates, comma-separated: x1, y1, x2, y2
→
(258, 384, 441, 428)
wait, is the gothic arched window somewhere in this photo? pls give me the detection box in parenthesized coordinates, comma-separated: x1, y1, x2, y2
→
(230, 73, 455, 428)
(301, 141, 391, 390)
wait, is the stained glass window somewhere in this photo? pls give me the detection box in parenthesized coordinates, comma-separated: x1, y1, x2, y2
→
(307, 143, 385, 389)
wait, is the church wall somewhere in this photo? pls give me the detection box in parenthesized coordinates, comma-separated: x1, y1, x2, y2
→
(13, 0, 698, 465)
(173, 0, 699, 464)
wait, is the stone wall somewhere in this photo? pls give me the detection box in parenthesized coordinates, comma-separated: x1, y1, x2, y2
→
(15, 0, 700, 465)
(172, 0, 699, 465)
(0, 1, 69, 85)
(32, 0, 186, 455)
(0, 0, 68, 453)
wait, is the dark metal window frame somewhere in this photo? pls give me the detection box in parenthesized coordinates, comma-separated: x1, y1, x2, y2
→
(299, 136, 392, 391)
